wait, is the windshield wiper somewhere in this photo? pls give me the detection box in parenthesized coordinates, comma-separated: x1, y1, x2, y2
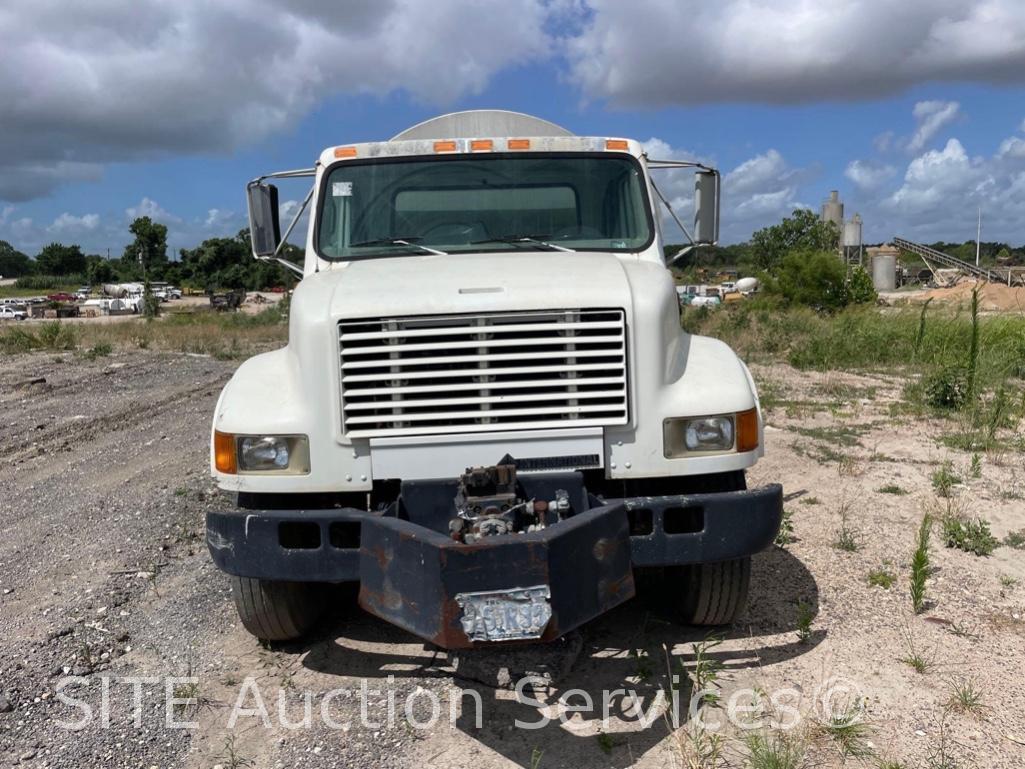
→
(349, 237, 448, 255)
(471, 234, 575, 252)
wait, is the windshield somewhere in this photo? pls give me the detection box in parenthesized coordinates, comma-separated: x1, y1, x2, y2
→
(316, 153, 652, 259)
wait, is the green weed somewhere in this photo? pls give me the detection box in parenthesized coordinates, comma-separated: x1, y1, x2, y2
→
(910, 515, 932, 614)
(941, 516, 998, 556)
(867, 569, 896, 589)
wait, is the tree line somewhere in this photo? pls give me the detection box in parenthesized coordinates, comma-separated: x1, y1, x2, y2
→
(0, 216, 297, 291)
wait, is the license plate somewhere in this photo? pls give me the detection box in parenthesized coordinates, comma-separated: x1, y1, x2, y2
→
(455, 585, 552, 642)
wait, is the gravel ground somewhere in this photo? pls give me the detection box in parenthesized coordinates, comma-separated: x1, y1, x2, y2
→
(1, 350, 1023, 768)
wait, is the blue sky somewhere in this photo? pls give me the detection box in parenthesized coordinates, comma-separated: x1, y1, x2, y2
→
(2, 1, 1025, 256)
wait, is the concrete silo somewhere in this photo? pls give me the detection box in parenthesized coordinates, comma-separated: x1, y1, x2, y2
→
(821, 191, 844, 230)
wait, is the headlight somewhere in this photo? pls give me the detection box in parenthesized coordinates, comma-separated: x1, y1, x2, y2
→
(663, 410, 759, 458)
(685, 416, 734, 451)
(219, 433, 310, 474)
(239, 436, 293, 470)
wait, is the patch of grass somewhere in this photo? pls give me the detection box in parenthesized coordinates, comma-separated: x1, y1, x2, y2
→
(837, 453, 864, 477)
(1003, 529, 1025, 549)
(799, 496, 820, 505)
(1, 321, 79, 354)
(819, 701, 873, 760)
(775, 509, 795, 548)
(82, 341, 113, 360)
(832, 501, 861, 553)
(216, 734, 254, 769)
(999, 574, 1019, 590)
(687, 636, 723, 708)
(529, 747, 543, 769)
(792, 423, 867, 447)
(867, 568, 896, 589)
(946, 678, 985, 717)
(910, 514, 932, 614)
(969, 453, 982, 478)
(684, 301, 1025, 385)
(931, 463, 961, 498)
(629, 647, 653, 683)
(796, 600, 814, 643)
(877, 484, 908, 495)
(941, 516, 998, 556)
(744, 730, 805, 769)
(898, 620, 932, 674)
(596, 731, 616, 755)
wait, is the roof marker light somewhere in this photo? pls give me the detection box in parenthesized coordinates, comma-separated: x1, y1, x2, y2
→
(470, 139, 493, 151)
(334, 146, 358, 158)
(606, 139, 629, 151)
(507, 139, 531, 150)
(434, 140, 458, 153)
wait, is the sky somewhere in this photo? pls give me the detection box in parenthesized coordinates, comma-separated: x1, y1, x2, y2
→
(2, 0, 1025, 257)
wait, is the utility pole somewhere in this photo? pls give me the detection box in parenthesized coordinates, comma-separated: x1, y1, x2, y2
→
(976, 207, 981, 268)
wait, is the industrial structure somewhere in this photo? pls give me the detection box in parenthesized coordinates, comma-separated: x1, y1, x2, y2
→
(821, 191, 1023, 290)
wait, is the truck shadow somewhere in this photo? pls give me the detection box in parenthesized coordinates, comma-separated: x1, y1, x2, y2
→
(299, 547, 819, 768)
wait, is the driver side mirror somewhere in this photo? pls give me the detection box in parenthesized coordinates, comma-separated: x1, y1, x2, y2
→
(247, 182, 281, 257)
(693, 170, 720, 246)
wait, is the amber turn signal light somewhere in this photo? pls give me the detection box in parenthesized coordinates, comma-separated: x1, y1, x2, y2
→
(214, 430, 237, 474)
(736, 408, 759, 453)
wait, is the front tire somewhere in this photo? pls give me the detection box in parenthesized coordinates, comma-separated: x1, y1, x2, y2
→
(671, 557, 751, 626)
(640, 470, 752, 626)
(230, 576, 324, 642)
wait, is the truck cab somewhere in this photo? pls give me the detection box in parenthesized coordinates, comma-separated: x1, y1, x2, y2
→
(206, 111, 782, 647)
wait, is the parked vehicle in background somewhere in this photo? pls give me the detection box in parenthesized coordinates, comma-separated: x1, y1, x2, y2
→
(207, 110, 782, 648)
(47, 292, 77, 302)
(0, 306, 27, 320)
(76, 286, 92, 300)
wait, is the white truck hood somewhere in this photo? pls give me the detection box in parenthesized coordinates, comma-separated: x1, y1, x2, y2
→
(315, 251, 637, 318)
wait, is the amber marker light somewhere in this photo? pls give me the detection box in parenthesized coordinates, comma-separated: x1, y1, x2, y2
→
(434, 140, 458, 153)
(736, 408, 760, 453)
(470, 139, 493, 151)
(214, 431, 238, 474)
(333, 146, 357, 158)
(605, 139, 629, 151)
(507, 138, 531, 150)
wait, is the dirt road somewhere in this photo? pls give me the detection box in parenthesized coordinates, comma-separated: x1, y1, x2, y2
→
(1, 352, 1023, 768)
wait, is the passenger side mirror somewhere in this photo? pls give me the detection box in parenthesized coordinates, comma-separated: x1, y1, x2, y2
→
(247, 182, 281, 257)
(693, 170, 720, 246)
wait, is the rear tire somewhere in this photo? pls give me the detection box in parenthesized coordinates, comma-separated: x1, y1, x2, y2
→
(671, 557, 751, 626)
(230, 576, 325, 642)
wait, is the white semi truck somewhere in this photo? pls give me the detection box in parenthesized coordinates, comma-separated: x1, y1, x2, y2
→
(207, 111, 782, 648)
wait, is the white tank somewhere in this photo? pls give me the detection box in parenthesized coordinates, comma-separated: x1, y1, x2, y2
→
(736, 277, 760, 293)
(843, 214, 863, 248)
(392, 110, 573, 141)
(872, 254, 897, 291)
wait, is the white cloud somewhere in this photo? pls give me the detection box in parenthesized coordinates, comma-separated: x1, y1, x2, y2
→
(48, 213, 100, 234)
(563, 1, 1025, 107)
(998, 136, 1025, 159)
(872, 133, 1025, 241)
(907, 100, 960, 152)
(888, 139, 978, 211)
(126, 198, 181, 224)
(845, 160, 897, 190)
(0, 0, 552, 201)
(6, 2, 1025, 203)
(642, 139, 809, 242)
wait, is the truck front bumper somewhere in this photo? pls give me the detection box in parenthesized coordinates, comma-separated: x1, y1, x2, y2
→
(206, 482, 782, 648)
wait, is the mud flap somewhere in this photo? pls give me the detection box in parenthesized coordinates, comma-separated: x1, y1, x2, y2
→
(357, 502, 635, 649)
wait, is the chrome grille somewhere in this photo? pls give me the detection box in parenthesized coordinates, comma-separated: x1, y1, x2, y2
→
(338, 309, 628, 438)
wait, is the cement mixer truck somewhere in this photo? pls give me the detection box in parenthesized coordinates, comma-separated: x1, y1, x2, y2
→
(206, 111, 782, 648)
